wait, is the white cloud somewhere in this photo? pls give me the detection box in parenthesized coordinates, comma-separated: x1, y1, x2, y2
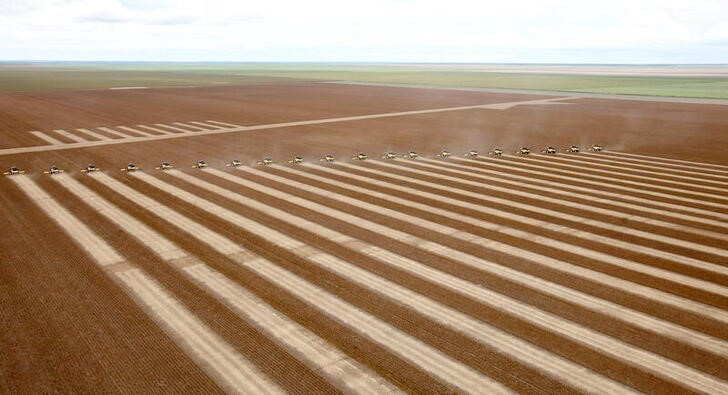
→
(1, 0, 727, 62)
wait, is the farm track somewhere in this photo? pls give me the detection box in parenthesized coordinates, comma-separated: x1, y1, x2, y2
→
(2, 149, 727, 393)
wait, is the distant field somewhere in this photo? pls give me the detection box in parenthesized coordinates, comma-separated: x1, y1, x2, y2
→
(2, 63, 728, 98)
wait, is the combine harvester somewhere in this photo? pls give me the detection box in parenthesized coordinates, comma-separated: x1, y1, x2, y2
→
(516, 147, 532, 155)
(192, 160, 209, 169)
(288, 155, 304, 164)
(542, 146, 558, 154)
(436, 150, 451, 159)
(3, 166, 25, 176)
(566, 145, 581, 153)
(120, 163, 140, 172)
(353, 153, 368, 160)
(382, 152, 396, 160)
(402, 151, 419, 159)
(464, 150, 479, 158)
(320, 154, 335, 162)
(488, 148, 504, 156)
(257, 157, 274, 166)
(589, 144, 604, 152)
(81, 164, 100, 173)
(226, 159, 242, 167)
(156, 162, 174, 170)
(43, 165, 64, 175)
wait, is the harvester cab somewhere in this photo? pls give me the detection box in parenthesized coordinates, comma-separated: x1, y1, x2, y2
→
(542, 147, 557, 154)
(489, 148, 504, 156)
(436, 150, 451, 159)
(589, 144, 604, 152)
(121, 163, 140, 172)
(353, 153, 368, 160)
(382, 152, 397, 160)
(44, 165, 64, 175)
(257, 157, 274, 166)
(193, 160, 209, 169)
(288, 155, 304, 164)
(156, 162, 174, 170)
(516, 147, 531, 155)
(81, 164, 100, 173)
(320, 154, 336, 162)
(402, 151, 419, 159)
(3, 166, 25, 176)
(226, 159, 242, 167)
(566, 145, 580, 153)
(464, 150, 479, 158)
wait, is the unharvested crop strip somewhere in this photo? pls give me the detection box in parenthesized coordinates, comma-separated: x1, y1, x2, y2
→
(361, 161, 728, 274)
(124, 174, 512, 393)
(562, 153, 728, 181)
(118, 125, 165, 135)
(502, 155, 728, 202)
(148, 170, 628, 392)
(29, 131, 63, 145)
(173, 122, 206, 131)
(445, 157, 728, 225)
(75, 128, 111, 140)
(97, 126, 137, 138)
(530, 154, 728, 189)
(604, 151, 728, 171)
(415, 158, 728, 238)
(57, 174, 398, 394)
(276, 164, 728, 333)
(189, 121, 226, 129)
(10, 176, 281, 394)
(206, 120, 244, 128)
(156, 123, 195, 132)
(200, 168, 725, 393)
(471, 156, 728, 211)
(53, 129, 87, 143)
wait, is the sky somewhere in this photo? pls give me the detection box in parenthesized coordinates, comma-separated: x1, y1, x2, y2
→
(1, 0, 727, 63)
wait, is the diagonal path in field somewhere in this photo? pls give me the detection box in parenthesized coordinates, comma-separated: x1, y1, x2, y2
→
(0, 96, 575, 156)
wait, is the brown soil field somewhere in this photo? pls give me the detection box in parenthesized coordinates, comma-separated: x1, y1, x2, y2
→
(1, 81, 726, 393)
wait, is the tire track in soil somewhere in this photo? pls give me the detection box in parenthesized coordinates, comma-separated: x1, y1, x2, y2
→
(285, 164, 728, 338)
(45, 174, 335, 393)
(79, 171, 457, 394)
(190, 167, 725, 392)
(0, 177, 221, 394)
(232, 165, 728, 377)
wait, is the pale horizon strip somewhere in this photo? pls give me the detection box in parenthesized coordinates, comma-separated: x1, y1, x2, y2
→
(270, 165, 728, 354)
(284, 164, 728, 326)
(173, 122, 207, 131)
(151, 170, 632, 393)
(544, 154, 728, 186)
(242, 257, 514, 394)
(56, 174, 399, 395)
(470, 156, 728, 213)
(0, 96, 575, 157)
(565, 153, 728, 181)
(416, 158, 727, 239)
(189, 121, 227, 129)
(126, 125, 171, 135)
(10, 176, 281, 394)
(29, 131, 63, 145)
(53, 129, 87, 143)
(445, 156, 728, 226)
(75, 128, 111, 141)
(121, 175, 511, 394)
(156, 123, 195, 132)
(97, 126, 137, 138)
(198, 168, 725, 393)
(604, 151, 728, 172)
(206, 120, 245, 128)
(506, 155, 728, 200)
(367, 161, 728, 270)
